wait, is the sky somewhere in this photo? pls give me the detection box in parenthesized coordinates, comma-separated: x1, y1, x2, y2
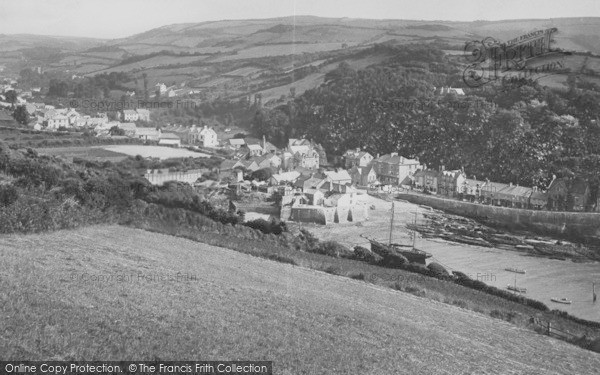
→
(0, 0, 599, 39)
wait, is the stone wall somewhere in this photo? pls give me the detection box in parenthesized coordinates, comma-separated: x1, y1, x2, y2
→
(396, 192, 600, 242)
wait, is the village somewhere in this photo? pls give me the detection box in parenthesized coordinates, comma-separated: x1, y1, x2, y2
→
(1, 79, 597, 227)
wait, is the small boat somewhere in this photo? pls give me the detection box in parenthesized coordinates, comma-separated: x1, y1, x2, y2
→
(551, 297, 572, 304)
(505, 267, 526, 274)
(507, 285, 527, 293)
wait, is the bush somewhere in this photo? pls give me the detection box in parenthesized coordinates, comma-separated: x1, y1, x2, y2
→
(314, 241, 352, 258)
(0, 184, 19, 206)
(350, 273, 366, 280)
(352, 246, 380, 263)
(427, 262, 450, 279)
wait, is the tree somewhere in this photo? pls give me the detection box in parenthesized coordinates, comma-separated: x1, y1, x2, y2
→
(109, 125, 125, 136)
(250, 167, 274, 181)
(4, 90, 17, 104)
(13, 106, 30, 125)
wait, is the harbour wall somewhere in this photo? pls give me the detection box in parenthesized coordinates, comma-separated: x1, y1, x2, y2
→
(395, 192, 600, 243)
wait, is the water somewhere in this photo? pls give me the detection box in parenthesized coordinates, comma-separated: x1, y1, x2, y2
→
(418, 238, 600, 322)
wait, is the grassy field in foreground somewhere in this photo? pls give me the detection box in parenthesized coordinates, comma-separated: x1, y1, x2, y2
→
(1, 225, 599, 374)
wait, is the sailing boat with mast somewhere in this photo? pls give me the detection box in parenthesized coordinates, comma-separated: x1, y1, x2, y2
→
(362, 202, 432, 266)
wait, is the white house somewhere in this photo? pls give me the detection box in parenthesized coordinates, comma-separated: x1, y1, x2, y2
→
(46, 115, 69, 129)
(136, 108, 150, 122)
(198, 125, 218, 147)
(121, 109, 139, 122)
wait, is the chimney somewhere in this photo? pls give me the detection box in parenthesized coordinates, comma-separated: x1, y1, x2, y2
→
(263, 135, 266, 151)
(509, 182, 513, 187)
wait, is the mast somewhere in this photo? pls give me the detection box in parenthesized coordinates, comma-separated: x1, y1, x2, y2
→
(389, 201, 394, 245)
(412, 209, 417, 249)
(594, 282, 597, 303)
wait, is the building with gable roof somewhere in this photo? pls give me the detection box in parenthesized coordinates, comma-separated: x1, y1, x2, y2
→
(373, 153, 421, 186)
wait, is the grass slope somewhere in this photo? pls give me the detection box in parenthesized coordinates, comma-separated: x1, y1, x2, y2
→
(1, 225, 599, 373)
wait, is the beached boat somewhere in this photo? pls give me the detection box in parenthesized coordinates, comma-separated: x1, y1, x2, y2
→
(505, 267, 526, 274)
(363, 202, 432, 266)
(551, 297, 572, 304)
(507, 285, 527, 293)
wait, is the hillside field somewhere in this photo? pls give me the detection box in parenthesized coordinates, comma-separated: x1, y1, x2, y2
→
(0, 225, 599, 373)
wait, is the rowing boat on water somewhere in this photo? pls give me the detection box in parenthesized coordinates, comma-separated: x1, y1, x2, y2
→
(505, 267, 526, 274)
(550, 297, 572, 304)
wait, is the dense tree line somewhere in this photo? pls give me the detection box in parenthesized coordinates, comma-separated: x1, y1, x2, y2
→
(249, 44, 600, 196)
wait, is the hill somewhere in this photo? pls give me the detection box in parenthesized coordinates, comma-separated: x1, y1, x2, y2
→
(31, 16, 600, 103)
(1, 225, 599, 373)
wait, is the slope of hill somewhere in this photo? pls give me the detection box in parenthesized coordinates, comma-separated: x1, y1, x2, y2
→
(1, 225, 598, 373)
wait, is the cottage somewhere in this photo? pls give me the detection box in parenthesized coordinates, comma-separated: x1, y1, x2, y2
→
(343, 148, 373, 168)
(228, 138, 246, 149)
(349, 165, 377, 186)
(323, 169, 352, 186)
(136, 127, 161, 142)
(269, 171, 300, 186)
(495, 184, 533, 208)
(158, 133, 181, 147)
(117, 122, 137, 137)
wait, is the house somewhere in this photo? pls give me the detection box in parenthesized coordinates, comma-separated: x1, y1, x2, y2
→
(239, 159, 259, 172)
(46, 115, 69, 129)
(136, 108, 150, 122)
(414, 169, 440, 193)
(436, 87, 466, 96)
(349, 165, 377, 186)
(268, 171, 300, 186)
(495, 184, 533, 208)
(158, 133, 181, 147)
(197, 125, 218, 147)
(372, 153, 421, 186)
(155, 83, 167, 94)
(548, 176, 590, 211)
(343, 148, 373, 168)
(438, 168, 466, 197)
(569, 177, 590, 211)
(144, 168, 202, 186)
(480, 181, 510, 205)
(252, 153, 282, 169)
(136, 127, 161, 142)
(243, 143, 264, 157)
(288, 138, 311, 154)
(460, 178, 487, 200)
(323, 169, 352, 186)
(117, 122, 137, 137)
(228, 138, 246, 149)
(529, 188, 548, 210)
(121, 109, 139, 122)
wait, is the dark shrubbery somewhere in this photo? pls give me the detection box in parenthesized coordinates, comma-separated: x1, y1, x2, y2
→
(244, 217, 287, 234)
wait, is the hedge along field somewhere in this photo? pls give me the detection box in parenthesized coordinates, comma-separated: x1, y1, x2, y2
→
(121, 202, 600, 348)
